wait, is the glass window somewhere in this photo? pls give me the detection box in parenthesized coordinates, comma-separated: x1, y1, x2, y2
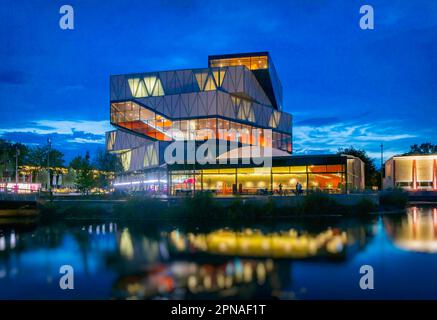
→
(308, 173, 345, 193)
(209, 55, 268, 70)
(202, 171, 235, 195)
(327, 165, 344, 172)
(395, 159, 413, 182)
(272, 166, 289, 173)
(272, 174, 307, 192)
(237, 167, 271, 194)
(290, 166, 307, 173)
(308, 165, 327, 173)
(417, 159, 433, 182)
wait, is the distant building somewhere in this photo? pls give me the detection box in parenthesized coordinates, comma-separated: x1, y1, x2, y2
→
(107, 52, 364, 195)
(384, 154, 437, 191)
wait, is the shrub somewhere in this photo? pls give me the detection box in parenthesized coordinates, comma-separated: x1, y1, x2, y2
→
(182, 191, 223, 219)
(301, 191, 340, 215)
(354, 198, 376, 215)
(116, 196, 167, 219)
(380, 189, 408, 210)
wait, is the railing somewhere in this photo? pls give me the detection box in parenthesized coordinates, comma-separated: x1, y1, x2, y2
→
(0, 189, 39, 202)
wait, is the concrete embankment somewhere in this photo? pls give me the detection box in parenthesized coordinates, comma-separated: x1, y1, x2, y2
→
(167, 193, 380, 208)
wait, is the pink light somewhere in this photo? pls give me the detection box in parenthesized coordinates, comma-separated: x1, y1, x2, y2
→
(412, 159, 418, 191)
(433, 208, 437, 229)
(433, 159, 437, 190)
(412, 207, 418, 239)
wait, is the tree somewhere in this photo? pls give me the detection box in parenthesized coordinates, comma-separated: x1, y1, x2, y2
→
(69, 155, 84, 170)
(63, 168, 77, 189)
(405, 143, 437, 155)
(71, 151, 95, 195)
(25, 146, 64, 167)
(91, 149, 122, 190)
(0, 139, 29, 180)
(92, 149, 122, 173)
(338, 146, 379, 188)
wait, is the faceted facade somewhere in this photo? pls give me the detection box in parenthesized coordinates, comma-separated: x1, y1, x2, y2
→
(106, 52, 365, 194)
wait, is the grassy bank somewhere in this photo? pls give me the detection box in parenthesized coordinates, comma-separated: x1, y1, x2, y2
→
(38, 190, 409, 223)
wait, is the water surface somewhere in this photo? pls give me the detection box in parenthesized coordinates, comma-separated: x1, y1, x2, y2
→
(1, 205, 436, 299)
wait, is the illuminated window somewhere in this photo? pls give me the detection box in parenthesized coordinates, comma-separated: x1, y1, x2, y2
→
(195, 72, 208, 91)
(144, 144, 158, 167)
(143, 76, 165, 97)
(212, 69, 226, 87)
(209, 55, 268, 70)
(120, 151, 131, 171)
(128, 78, 147, 98)
(308, 165, 327, 173)
(271, 166, 289, 173)
(269, 111, 281, 128)
(204, 75, 216, 91)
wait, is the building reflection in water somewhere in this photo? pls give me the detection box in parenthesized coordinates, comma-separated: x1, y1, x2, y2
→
(2, 214, 417, 299)
(384, 207, 437, 253)
(169, 228, 348, 258)
(109, 223, 377, 299)
(112, 258, 283, 300)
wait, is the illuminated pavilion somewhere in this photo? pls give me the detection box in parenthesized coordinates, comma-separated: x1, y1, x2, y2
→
(384, 154, 437, 191)
(106, 52, 364, 195)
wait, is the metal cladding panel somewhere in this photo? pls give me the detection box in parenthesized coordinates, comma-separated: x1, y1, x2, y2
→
(216, 91, 233, 119)
(123, 90, 292, 133)
(179, 69, 197, 92)
(112, 66, 272, 106)
(110, 129, 151, 151)
(130, 145, 146, 171)
(242, 68, 272, 106)
(278, 113, 292, 133)
(252, 104, 265, 127)
(219, 66, 271, 106)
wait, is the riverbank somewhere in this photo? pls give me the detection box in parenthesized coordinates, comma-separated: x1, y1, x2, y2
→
(36, 190, 409, 223)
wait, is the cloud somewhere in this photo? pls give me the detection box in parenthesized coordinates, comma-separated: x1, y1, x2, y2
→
(295, 117, 340, 126)
(67, 137, 106, 144)
(0, 120, 112, 136)
(0, 119, 112, 161)
(293, 120, 416, 160)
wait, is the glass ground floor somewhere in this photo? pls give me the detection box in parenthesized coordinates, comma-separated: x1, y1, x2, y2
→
(113, 155, 364, 196)
(167, 155, 364, 196)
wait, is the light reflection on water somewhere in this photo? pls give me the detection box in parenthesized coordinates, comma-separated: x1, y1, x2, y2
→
(1, 205, 437, 299)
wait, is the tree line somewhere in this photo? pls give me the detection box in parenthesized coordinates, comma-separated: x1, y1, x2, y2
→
(338, 142, 436, 188)
(0, 138, 122, 193)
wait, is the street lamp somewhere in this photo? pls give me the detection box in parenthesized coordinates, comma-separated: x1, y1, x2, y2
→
(47, 138, 51, 192)
(15, 147, 20, 185)
(380, 143, 384, 190)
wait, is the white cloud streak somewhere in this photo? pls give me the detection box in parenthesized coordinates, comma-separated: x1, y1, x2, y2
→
(0, 120, 112, 136)
(293, 120, 415, 159)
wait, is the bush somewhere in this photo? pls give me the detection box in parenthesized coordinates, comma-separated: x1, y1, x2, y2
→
(380, 189, 408, 210)
(301, 191, 340, 215)
(355, 198, 376, 215)
(181, 191, 223, 219)
(115, 196, 167, 219)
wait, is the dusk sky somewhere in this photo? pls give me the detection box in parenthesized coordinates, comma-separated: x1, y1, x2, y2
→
(1, 0, 436, 163)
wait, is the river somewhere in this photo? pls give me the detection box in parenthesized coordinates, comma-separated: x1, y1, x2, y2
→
(0, 205, 436, 299)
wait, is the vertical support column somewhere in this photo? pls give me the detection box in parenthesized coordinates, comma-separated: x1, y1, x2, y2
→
(412, 159, 417, 190)
(306, 165, 309, 194)
(433, 159, 437, 191)
(344, 160, 348, 194)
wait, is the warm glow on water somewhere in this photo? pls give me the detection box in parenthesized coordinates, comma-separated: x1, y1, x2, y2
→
(1, 205, 437, 299)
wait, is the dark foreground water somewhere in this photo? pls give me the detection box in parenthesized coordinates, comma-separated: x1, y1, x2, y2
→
(0, 205, 437, 300)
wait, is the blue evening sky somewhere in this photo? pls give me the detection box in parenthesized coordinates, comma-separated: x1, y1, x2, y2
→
(0, 0, 436, 163)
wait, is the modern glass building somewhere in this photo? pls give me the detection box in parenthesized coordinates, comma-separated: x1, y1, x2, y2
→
(384, 154, 437, 191)
(107, 52, 364, 195)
